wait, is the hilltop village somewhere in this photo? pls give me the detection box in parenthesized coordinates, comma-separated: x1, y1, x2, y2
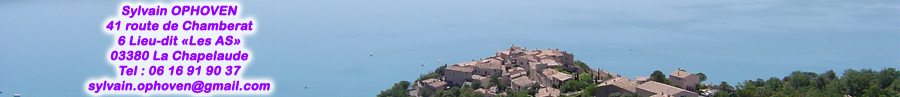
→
(379, 45, 715, 97)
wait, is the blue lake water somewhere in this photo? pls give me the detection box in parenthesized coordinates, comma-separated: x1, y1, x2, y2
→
(0, 0, 897, 96)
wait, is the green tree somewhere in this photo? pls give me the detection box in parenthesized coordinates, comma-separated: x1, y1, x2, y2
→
(490, 73, 507, 91)
(842, 69, 871, 96)
(471, 80, 482, 89)
(696, 72, 707, 82)
(712, 91, 732, 97)
(561, 80, 585, 93)
(377, 81, 412, 97)
(691, 83, 704, 93)
(785, 71, 813, 88)
(578, 73, 595, 84)
(575, 60, 591, 73)
(498, 82, 507, 92)
(822, 70, 837, 80)
(888, 78, 900, 96)
(420, 73, 442, 81)
(435, 65, 447, 75)
(419, 88, 434, 97)
(399, 81, 411, 90)
(728, 68, 899, 97)
(581, 83, 597, 96)
(650, 70, 670, 84)
(719, 81, 733, 92)
(504, 90, 532, 97)
(490, 73, 501, 86)
(433, 86, 484, 97)
(764, 77, 782, 91)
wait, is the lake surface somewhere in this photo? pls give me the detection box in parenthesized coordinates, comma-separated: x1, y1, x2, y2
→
(0, 0, 897, 96)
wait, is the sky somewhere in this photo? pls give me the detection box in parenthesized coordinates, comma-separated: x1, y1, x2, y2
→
(0, 0, 898, 97)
